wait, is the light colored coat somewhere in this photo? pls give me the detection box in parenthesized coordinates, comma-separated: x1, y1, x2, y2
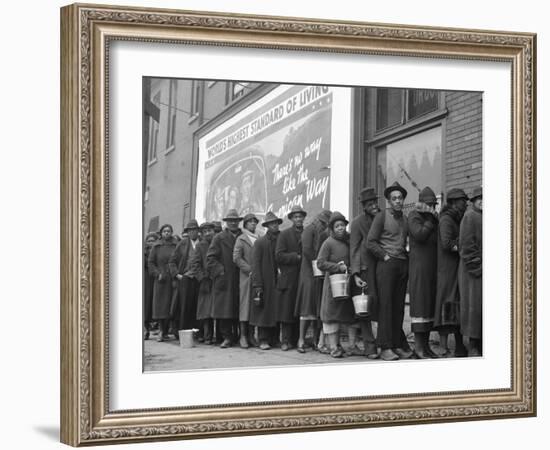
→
(233, 231, 258, 322)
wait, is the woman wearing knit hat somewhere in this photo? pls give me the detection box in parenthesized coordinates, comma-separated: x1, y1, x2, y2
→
(317, 212, 356, 358)
(407, 187, 439, 358)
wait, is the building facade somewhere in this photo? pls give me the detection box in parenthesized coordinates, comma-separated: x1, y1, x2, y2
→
(143, 79, 481, 235)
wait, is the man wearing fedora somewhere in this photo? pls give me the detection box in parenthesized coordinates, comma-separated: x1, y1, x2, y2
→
(350, 187, 380, 359)
(169, 219, 201, 337)
(233, 213, 260, 348)
(207, 209, 243, 348)
(458, 186, 483, 356)
(250, 212, 284, 350)
(434, 188, 470, 357)
(367, 181, 413, 361)
(275, 205, 307, 350)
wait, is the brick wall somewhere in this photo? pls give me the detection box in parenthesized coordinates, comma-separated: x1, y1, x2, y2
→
(444, 92, 483, 197)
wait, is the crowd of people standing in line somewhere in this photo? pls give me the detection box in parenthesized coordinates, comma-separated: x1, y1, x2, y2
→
(144, 180, 483, 361)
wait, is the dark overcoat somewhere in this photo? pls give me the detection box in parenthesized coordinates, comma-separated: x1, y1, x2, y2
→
(189, 239, 213, 320)
(458, 207, 482, 339)
(407, 208, 439, 322)
(294, 220, 328, 317)
(317, 234, 355, 324)
(350, 212, 378, 297)
(148, 237, 178, 320)
(168, 236, 196, 318)
(143, 244, 155, 323)
(433, 207, 462, 330)
(250, 231, 281, 328)
(275, 226, 303, 323)
(207, 229, 242, 319)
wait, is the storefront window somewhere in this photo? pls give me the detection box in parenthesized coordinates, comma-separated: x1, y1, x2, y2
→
(376, 88, 403, 131)
(408, 89, 439, 120)
(376, 126, 443, 210)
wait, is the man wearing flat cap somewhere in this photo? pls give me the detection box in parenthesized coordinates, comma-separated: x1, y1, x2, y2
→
(295, 209, 332, 353)
(350, 187, 380, 359)
(459, 186, 483, 356)
(207, 209, 243, 348)
(367, 181, 413, 361)
(250, 212, 284, 350)
(189, 222, 216, 344)
(169, 219, 201, 337)
(275, 205, 307, 350)
(233, 213, 260, 348)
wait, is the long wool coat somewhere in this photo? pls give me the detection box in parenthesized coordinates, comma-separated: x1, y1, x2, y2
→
(407, 208, 439, 327)
(433, 207, 463, 330)
(207, 229, 242, 319)
(317, 233, 356, 324)
(295, 220, 328, 317)
(458, 207, 482, 339)
(275, 226, 303, 323)
(233, 232, 257, 322)
(189, 239, 213, 320)
(148, 237, 178, 320)
(350, 212, 378, 297)
(250, 230, 280, 328)
(143, 243, 155, 323)
(168, 236, 198, 319)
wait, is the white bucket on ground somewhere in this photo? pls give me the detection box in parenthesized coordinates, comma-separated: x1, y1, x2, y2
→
(179, 329, 197, 348)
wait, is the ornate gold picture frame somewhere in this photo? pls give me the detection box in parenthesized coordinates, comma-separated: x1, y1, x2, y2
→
(60, 3, 536, 446)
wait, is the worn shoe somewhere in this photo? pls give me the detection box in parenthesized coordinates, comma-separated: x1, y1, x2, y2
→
(393, 347, 413, 359)
(468, 347, 482, 357)
(239, 335, 249, 349)
(156, 333, 165, 343)
(424, 346, 440, 359)
(204, 339, 212, 345)
(345, 345, 363, 357)
(259, 341, 271, 350)
(330, 348, 344, 358)
(281, 342, 290, 351)
(144, 331, 150, 340)
(380, 349, 399, 361)
(220, 339, 232, 348)
(317, 345, 330, 354)
(364, 342, 379, 359)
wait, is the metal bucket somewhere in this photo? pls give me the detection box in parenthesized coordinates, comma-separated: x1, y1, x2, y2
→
(329, 273, 349, 299)
(311, 259, 323, 277)
(352, 290, 375, 317)
(178, 329, 197, 348)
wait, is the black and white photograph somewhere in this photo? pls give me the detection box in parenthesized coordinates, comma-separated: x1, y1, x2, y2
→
(142, 79, 483, 371)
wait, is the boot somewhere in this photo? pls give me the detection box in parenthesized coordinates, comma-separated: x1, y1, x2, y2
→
(248, 325, 258, 347)
(414, 332, 429, 359)
(239, 322, 249, 348)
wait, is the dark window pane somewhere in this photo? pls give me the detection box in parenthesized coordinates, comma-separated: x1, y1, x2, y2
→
(408, 89, 439, 120)
(376, 88, 403, 131)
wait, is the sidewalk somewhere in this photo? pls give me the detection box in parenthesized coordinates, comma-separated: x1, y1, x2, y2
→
(143, 304, 446, 372)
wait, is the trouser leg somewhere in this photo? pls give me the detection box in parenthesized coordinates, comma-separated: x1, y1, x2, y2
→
(392, 260, 409, 350)
(219, 319, 234, 342)
(375, 260, 396, 350)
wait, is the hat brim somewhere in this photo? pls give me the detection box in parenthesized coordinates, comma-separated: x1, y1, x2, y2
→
(262, 218, 283, 227)
(469, 194, 482, 202)
(359, 195, 379, 203)
(384, 186, 408, 200)
(222, 216, 243, 222)
(287, 210, 307, 219)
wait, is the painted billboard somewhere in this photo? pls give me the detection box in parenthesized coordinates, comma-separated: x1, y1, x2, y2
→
(195, 84, 352, 225)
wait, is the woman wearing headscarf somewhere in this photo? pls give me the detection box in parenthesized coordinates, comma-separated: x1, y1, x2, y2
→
(459, 187, 483, 356)
(294, 210, 331, 353)
(407, 187, 439, 358)
(143, 231, 159, 340)
(148, 224, 178, 342)
(317, 211, 356, 358)
(433, 188, 469, 357)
